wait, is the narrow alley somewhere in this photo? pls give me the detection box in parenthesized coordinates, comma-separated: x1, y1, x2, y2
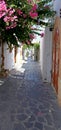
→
(0, 58, 61, 130)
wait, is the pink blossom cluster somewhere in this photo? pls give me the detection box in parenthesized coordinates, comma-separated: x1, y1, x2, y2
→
(16, 9, 23, 16)
(3, 8, 17, 29)
(0, 0, 17, 29)
(4, 10, 17, 29)
(29, 11, 38, 19)
(0, 0, 7, 18)
(16, 9, 27, 18)
(26, 40, 31, 45)
(4, 8, 17, 22)
(6, 22, 17, 30)
(4, 15, 17, 22)
(29, 4, 38, 19)
(32, 4, 38, 11)
(0, 0, 38, 31)
(29, 33, 35, 40)
(40, 33, 44, 37)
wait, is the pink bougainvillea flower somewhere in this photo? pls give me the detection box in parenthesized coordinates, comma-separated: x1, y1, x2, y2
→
(4, 15, 17, 22)
(16, 9, 23, 16)
(23, 14, 27, 18)
(40, 33, 44, 37)
(0, 0, 7, 11)
(3, 7, 18, 29)
(6, 22, 17, 30)
(29, 33, 34, 40)
(0, 0, 7, 18)
(7, 8, 15, 16)
(29, 3, 38, 19)
(29, 11, 38, 19)
(32, 4, 38, 11)
(0, 12, 5, 18)
(26, 40, 31, 45)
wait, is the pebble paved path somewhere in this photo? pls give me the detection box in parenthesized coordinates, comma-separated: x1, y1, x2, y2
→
(0, 58, 61, 130)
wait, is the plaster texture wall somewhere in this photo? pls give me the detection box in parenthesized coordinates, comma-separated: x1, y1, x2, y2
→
(40, 27, 52, 83)
(4, 43, 14, 70)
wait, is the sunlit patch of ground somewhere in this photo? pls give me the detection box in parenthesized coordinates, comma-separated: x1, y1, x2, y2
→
(14, 59, 27, 72)
(9, 59, 28, 79)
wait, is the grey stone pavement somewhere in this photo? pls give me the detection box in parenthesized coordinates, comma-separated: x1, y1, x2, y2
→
(0, 58, 61, 130)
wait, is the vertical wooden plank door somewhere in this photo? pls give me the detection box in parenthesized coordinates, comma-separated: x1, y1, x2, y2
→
(52, 28, 60, 93)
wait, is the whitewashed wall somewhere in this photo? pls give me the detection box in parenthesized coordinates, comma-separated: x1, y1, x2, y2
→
(4, 43, 15, 70)
(53, 0, 61, 16)
(40, 36, 44, 71)
(15, 46, 23, 66)
(40, 27, 52, 83)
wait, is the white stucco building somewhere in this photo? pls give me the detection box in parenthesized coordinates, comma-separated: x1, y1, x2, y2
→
(40, 27, 52, 83)
(39, 0, 61, 83)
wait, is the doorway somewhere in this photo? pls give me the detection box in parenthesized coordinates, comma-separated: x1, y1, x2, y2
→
(52, 24, 60, 93)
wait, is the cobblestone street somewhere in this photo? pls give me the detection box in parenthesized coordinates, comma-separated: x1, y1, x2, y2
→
(0, 58, 61, 130)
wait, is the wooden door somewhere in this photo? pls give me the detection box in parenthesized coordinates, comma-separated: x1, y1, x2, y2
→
(52, 27, 60, 93)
